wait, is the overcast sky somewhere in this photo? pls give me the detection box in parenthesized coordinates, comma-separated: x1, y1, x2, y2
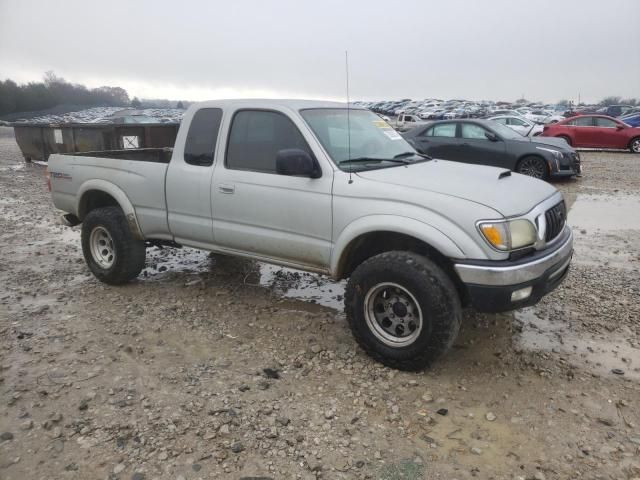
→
(1, 0, 638, 104)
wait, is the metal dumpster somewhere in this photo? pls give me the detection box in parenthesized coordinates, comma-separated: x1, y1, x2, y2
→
(12, 123, 179, 162)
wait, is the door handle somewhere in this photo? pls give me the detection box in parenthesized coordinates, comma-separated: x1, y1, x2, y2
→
(460, 142, 470, 147)
(218, 184, 235, 194)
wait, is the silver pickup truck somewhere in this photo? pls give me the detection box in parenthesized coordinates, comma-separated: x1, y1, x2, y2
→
(48, 99, 573, 370)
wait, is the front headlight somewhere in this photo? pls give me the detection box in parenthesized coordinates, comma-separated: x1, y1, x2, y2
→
(479, 219, 537, 251)
(536, 146, 562, 159)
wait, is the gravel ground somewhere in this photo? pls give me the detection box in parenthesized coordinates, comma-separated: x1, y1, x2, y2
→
(1, 125, 639, 480)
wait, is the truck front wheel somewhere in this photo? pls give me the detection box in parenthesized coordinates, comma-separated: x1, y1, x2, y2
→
(81, 206, 146, 285)
(345, 251, 461, 371)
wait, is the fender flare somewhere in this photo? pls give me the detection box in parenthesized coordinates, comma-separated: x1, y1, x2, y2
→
(76, 179, 144, 240)
(330, 215, 467, 277)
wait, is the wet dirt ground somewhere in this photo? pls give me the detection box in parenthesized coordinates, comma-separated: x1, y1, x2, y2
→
(0, 126, 639, 480)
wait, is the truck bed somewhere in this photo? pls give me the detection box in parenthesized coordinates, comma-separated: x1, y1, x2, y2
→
(49, 150, 171, 239)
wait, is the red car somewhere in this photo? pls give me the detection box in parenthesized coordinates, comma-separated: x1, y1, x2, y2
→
(541, 115, 640, 153)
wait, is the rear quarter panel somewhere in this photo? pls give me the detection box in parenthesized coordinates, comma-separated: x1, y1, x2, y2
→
(49, 154, 169, 238)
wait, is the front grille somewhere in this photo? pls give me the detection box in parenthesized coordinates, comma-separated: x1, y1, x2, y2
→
(544, 201, 566, 242)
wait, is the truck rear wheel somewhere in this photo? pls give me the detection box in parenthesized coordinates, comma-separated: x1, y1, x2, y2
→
(81, 206, 146, 285)
(345, 251, 461, 371)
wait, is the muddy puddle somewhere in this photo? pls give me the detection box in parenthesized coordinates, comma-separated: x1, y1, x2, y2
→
(569, 193, 640, 231)
(568, 193, 640, 269)
(515, 308, 639, 380)
(141, 246, 346, 310)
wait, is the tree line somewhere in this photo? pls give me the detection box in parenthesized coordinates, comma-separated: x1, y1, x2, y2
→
(0, 72, 131, 116)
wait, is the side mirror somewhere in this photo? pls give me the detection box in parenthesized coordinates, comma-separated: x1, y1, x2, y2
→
(616, 124, 625, 130)
(485, 131, 499, 142)
(276, 149, 320, 178)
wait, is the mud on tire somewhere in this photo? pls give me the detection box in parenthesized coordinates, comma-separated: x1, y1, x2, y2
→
(345, 251, 462, 371)
(81, 206, 146, 285)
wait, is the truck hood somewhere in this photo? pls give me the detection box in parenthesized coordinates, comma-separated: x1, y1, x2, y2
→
(355, 159, 557, 217)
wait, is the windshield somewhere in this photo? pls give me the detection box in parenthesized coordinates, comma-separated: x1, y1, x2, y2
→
(489, 121, 527, 140)
(300, 108, 419, 170)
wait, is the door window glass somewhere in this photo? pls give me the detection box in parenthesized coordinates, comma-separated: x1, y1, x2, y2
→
(461, 123, 489, 140)
(508, 117, 528, 126)
(594, 117, 617, 128)
(226, 110, 313, 174)
(426, 123, 456, 137)
(568, 116, 593, 127)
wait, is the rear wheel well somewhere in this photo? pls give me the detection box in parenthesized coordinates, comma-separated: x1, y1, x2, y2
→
(337, 231, 469, 305)
(79, 190, 120, 220)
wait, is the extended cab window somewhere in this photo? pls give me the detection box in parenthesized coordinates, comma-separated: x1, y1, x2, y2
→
(226, 110, 313, 174)
(184, 108, 223, 166)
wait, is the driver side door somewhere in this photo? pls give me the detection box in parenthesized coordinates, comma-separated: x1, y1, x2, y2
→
(211, 109, 333, 269)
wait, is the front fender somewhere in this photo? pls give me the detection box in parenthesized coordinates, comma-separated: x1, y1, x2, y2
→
(330, 214, 470, 277)
(76, 179, 144, 240)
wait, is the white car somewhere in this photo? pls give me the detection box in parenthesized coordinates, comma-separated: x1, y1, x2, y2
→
(487, 115, 543, 137)
(524, 110, 554, 124)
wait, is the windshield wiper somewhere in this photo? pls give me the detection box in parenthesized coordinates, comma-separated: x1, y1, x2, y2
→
(340, 156, 411, 166)
(393, 151, 433, 160)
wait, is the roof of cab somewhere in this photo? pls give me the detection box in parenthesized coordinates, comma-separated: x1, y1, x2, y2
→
(189, 99, 364, 111)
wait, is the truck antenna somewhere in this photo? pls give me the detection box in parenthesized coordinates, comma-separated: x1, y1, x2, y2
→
(345, 50, 353, 184)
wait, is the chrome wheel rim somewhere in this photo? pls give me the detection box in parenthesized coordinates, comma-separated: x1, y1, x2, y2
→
(89, 226, 115, 269)
(519, 158, 546, 178)
(632, 139, 640, 153)
(364, 282, 423, 347)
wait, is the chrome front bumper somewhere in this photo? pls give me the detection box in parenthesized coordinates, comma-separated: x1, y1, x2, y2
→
(454, 229, 573, 287)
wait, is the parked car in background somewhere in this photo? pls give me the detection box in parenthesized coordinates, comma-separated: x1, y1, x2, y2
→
(487, 115, 543, 137)
(542, 114, 565, 124)
(621, 113, 640, 128)
(596, 105, 635, 117)
(403, 119, 581, 179)
(541, 115, 640, 153)
(524, 110, 554, 124)
(395, 114, 427, 131)
(490, 109, 525, 118)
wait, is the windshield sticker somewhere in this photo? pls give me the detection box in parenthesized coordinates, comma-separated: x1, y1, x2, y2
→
(382, 129, 402, 140)
(373, 120, 389, 128)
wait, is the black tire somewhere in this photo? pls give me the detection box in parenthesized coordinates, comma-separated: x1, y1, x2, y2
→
(81, 206, 146, 285)
(516, 155, 549, 180)
(629, 137, 640, 154)
(345, 251, 461, 371)
(558, 135, 572, 146)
